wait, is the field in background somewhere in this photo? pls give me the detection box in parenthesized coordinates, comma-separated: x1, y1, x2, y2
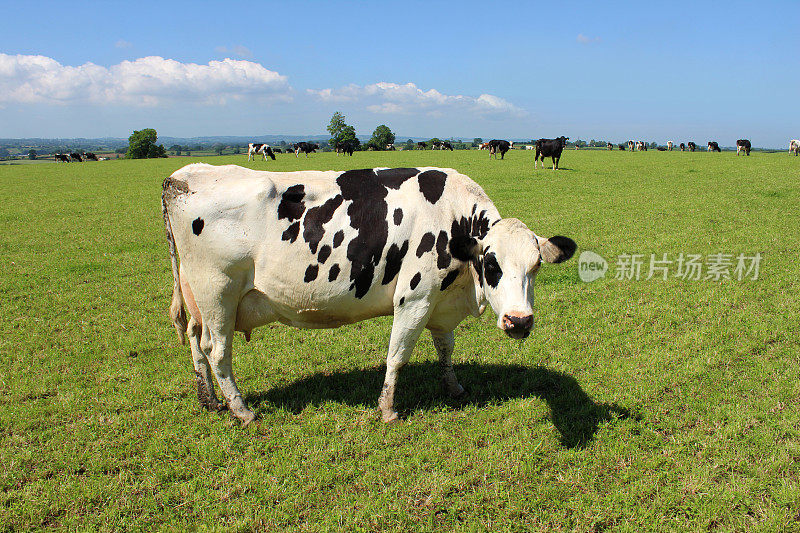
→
(1, 150, 799, 531)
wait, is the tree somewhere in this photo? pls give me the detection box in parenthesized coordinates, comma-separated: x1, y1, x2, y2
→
(213, 143, 225, 156)
(327, 111, 347, 138)
(126, 129, 167, 159)
(28, 149, 37, 160)
(368, 124, 395, 150)
(405, 139, 415, 150)
(472, 138, 483, 147)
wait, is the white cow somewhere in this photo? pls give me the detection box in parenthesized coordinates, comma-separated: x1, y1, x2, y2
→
(162, 164, 576, 425)
(247, 143, 275, 161)
(790, 140, 800, 156)
(667, 141, 673, 151)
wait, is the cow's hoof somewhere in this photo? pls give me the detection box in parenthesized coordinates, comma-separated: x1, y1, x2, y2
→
(381, 411, 400, 424)
(448, 383, 466, 399)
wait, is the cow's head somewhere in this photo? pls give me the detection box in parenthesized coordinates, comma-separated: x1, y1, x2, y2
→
(456, 218, 576, 339)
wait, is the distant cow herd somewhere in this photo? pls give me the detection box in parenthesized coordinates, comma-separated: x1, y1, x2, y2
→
(54, 151, 100, 162)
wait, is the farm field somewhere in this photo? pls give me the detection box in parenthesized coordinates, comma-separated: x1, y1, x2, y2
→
(1, 149, 799, 531)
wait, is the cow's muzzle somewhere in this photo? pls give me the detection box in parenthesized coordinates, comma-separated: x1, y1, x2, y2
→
(502, 313, 534, 340)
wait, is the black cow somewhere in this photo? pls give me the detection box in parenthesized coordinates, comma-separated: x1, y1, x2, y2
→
(687, 142, 697, 152)
(488, 139, 511, 159)
(607, 142, 614, 150)
(679, 143, 686, 151)
(657, 147, 667, 151)
(431, 140, 443, 150)
(736, 139, 751, 156)
(442, 141, 454, 151)
(417, 142, 427, 150)
(618, 144, 626, 151)
(83, 152, 99, 161)
(55, 153, 71, 162)
(272, 148, 283, 154)
(339, 139, 358, 156)
(534, 136, 569, 170)
(70, 152, 83, 162)
(294, 142, 319, 157)
(707, 141, 721, 152)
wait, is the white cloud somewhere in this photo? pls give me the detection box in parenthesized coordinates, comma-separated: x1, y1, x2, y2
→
(577, 33, 601, 44)
(214, 45, 252, 58)
(115, 40, 133, 49)
(0, 53, 291, 106)
(307, 81, 526, 117)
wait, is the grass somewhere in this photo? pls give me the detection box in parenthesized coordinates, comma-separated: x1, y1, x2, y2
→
(1, 149, 799, 531)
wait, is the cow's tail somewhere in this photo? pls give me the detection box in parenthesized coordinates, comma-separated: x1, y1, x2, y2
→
(161, 181, 188, 345)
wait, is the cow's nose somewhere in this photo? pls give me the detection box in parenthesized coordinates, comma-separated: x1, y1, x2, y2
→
(502, 314, 534, 338)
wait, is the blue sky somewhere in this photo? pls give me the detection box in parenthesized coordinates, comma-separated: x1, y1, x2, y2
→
(1, 0, 798, 147)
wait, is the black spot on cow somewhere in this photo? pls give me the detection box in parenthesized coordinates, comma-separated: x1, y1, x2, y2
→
(282, 221, 300, 243)
(440, 270, 459, 291)
(376, 167, 419, 189)
(304, 264, 319, 283)
(399, 297, 405, 306)
(318, 245, 332, 264)
(483, 252, 503, 288)
(278, 184, 305, 221)
(393, 208, 403, 226)
(436, 231, 451, 269)
(332, 230, 345, 248)
(449, 235, 478, 261)
(382, 240, 409, 285)
(337, 169, 392, 299)
(329, 264, 340, 281)
(473, 256, 484, 286)
(192, 217, 204, 236)
(410, 272, 421, 290)
(418, 170, 447, 204)
(303, 195, 343, 253)
(416, 232, 435, 257)
(451, 209, 492, 241)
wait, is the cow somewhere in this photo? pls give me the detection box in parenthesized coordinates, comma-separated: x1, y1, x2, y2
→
(657, 147, 667, 151)
(488, 139, 511, 159)
(607, 142, 614, 150)
(534, 137, 569, 170)
(294, 142, 319, 157)
(441, 141, 454, 151)
(618, 144, 626, 151)
(627, 140, 635, 151)
(273, 148, 283, 154)
(431, 140, 443, 150)
(667, 141, 673, 151)
(70, 152, 83, 162)
(55, 153, 71, 163)
(248, 143, 276, 161)
(337, 139, 358, 156)
(790, 140, 800, 156)
(161, 164, 576, 425)
(478, 142, 490, 151)
(679, 143, 686, 151)
(687, 142, 697, 152)
(83, 152, 99, 161)
(386, 144, 395, 151)
(635, 141, 644, 151)
(707, 141, 721, 152)
(736, 139, 751, 156)
(417, 142, 428, 150)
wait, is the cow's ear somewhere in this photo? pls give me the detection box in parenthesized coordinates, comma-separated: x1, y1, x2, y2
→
(449, 235, 482, 261)
(537, 235, 576, 264)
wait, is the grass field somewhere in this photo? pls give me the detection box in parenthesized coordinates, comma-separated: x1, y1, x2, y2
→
(1, 149, 799, 531)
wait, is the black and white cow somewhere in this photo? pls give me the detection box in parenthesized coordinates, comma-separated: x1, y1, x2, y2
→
(417, 142, 428, 150)
(386, 144, 396, 151)
(83, 152, 99, 161)
(162, 164, 576, 425)
(55, 153, 71, 162)
(687, 142, 697, 152)
(534, 136, 569, 170)
(431, 140, 443, 150)
(607, 142, 614, 150)
(442, 141, 454, 151)
(488, 139, 511, 159)
(618, 144, 626, 151)
(294, 142, 319, 157)
(627, 140, 635, 151)
(667, 141, 673, 151)
(248, 143, 276, 161)
(708, 141, 721, 152)
(70, 152, 83, 162)
(679, 143, 686, 151)
(790, 140, 800, 156)
(736, 139, 751, 156)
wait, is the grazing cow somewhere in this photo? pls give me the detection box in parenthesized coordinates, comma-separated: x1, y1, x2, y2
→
(488, 139, 512, 159)
(431, 140, 443, 150)
(534, 136, 569, 170)
(525, 145, 535, 150)
(707, 141, 721, 152)
(55, 153, 71, 163)
(667, 141, 673, 151)
(248, 143, 276, 161)
(273, 148, 283, 154)
(294, 142, 319, 157)
(417, 142, 428, 150)
(478, 142, 490, 151)
(386, 144, 396, 151)
(69, 152, 83, 162)
(657, 147, 667, 151)
(618, 144, 626, 151)
(627, 140, 635, 151)
(688, 142, 697, 152)
(680, 143, 686, 151)
(736, 139, 751, 156)
(162, 164, 576, 424)
(83, 152, 99, 161)
(607, 142, 614, 150)
(337, 139, 358, 156)
(790, 140, 800, 156)
(442, 141, 454, 151)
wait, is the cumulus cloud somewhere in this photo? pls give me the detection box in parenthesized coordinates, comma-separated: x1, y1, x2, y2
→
(307, 82, 526, 117)
(577, 33, 601, 44)
(0, 53, 291, 106)
(214, 45, 252, 58)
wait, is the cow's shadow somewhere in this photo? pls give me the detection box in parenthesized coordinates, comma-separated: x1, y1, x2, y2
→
(247, 363, 635, 449)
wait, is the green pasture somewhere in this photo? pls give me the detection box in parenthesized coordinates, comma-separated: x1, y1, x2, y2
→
(1, 149, 799, 531)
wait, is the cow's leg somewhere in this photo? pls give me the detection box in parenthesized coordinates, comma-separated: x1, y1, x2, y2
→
(187, 316, 223, 411)
(431, 330, 464, 398)
(378, 308, 430, 422)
